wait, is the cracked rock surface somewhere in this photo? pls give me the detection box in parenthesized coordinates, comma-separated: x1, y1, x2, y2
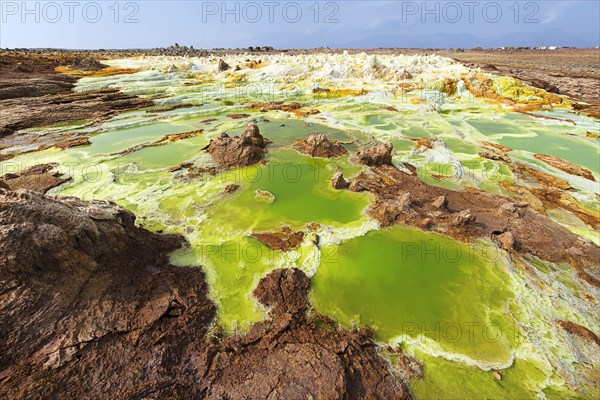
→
(0, 188, 412, 399)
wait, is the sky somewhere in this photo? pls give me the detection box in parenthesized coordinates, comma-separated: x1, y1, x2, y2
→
(1, 0, 599, 49)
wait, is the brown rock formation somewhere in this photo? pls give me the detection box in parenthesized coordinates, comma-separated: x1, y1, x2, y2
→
(348, 164, 600, 277)
(69, 58, 109, 71)
(331, 171, 350, 189)
(558, 320, 600, 348)
(0, 163, 70, 193)
(0, 189, 413, 399)
(0, 189, 215, 399)
(205, 268, 412, 399)
(356, 142, 394, 166)
(53, 136, 91, 149)
(295, 133, 348, 158)
(479, 149, 511, 163)
(252, 227, 306, 251)
(217, 59, 230, 72)
(251, 101, 320, 118)
(204, 123, 269, 169)
(534, 154, 596, 181)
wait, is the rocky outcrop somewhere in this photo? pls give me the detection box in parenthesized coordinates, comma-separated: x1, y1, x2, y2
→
(294, 133, 348, 158)
(0, 189, 413, 399)
(0, 163, 70, 193)
(251, 102, 320, 117)
(217, 59, 230, 72)
(356, 142, 394, 166)
(69, 58, 109, 71)
(0, 188, 216, 399)
(479, 149, 511, 163)
(252, 227, 305, 251)
(204, 123, 269, 169)
(331, 171, 350, 189)
(205, 268, 412, 399)
(53, 136, 91, 150)
(348, 164, 600, 276)
(0, 53, 152, 157)
(534, 154, 596, 181)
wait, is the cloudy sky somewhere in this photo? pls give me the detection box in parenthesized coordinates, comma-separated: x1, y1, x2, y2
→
(1, 0, 599, 49)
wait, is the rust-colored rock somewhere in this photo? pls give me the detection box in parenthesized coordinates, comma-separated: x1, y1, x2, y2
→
(252, 227, 305, 251)
(479, 149, 511, 163)
(356, 141, 394, 166)
(514, 162, 572, 191)
(204, 123, 268, 169)
(331, 171, 350, 189)
(53, 136, 91, 149)
(223, 183, 241, 194)
(1, 163, 70, 193)
(558, 320, 600, 347)
(534, 154, 596, 181)
(295, 133, 348, 158)
(217, 59, 230, 72)
(349, 164, 600, 274)
(0, 192, 413, 399)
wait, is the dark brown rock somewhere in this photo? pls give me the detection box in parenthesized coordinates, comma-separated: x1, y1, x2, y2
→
(218, 59, 230, 72)
(1, 163, 71, 193)
(0, 189, 216, 399)
(331, 171, 349, 189)
(204, 123, 269, 170)
(252, 227, 305, 252)
(0, 192, 413, 399)
(224, 183, 241, 193)
(295, 133, 348, 158)
(53, 136, 91, 149)
(69, 58, 109, 71)
(479, 149, 511, 163)
(356, 142, 394, 166)
(205, 268, 413, 400)
(349, 164, 600, 275)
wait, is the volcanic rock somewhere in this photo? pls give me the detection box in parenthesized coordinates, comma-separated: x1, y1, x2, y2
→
(218, 59, 230, 72)
(252, 227, 305, 251)
(493, 231, 515, 250)
(204, 123, 268, 169)
(0, 191, 414, 399)
(295, 133, 348, 158)
(53, 136, 91, 149)
(331, 171, 349, 189)
(348, 164, 600, 274)
(356, 142, 394, 166)
(1, 163, 70, 193)
(224, 183, 241, 194)
(0, 189, 215, 398)
(450, 209, 475, 227)
(534, 154, 596, 181)
(431, 195, 447, 209)
(69, 58, 109, 71)
(479, 149, 511, 163)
